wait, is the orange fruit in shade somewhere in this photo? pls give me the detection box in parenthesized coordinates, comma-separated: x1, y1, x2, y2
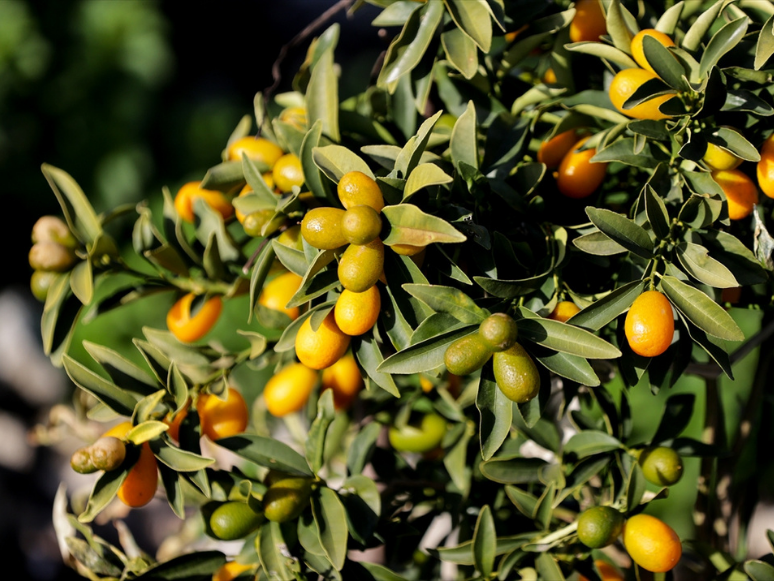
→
(713, 169, 759, 220)
(174, 181, 234, 224)
(538, 129, 581, 169)
(334, 286, 381, 336)
(337, 171, 385, 212)
(212, 561, 255, 581)
(556, 137, 608, 199)
(542, 68, 557, 85)
(630, 29, 675, 75)
(294, 312, 351, 370)
(757, 146, 774, 199)
(569, 0, 607, 43)
(624, 290, 674, 357)
(623, 514, 682, 573)
(548, 301, 581, 322)
(321, 353, 364, 410)
(263, 363, 318, 417)
(258, 272, 303, 321)
(391, 244, 424, 256)
(227, 137, 284, 168)
(609, 68, 675, 121)
(103, 422, 158, 508)
(164, 404, 188, 442)
(272, 153, 305, 193)
(579, 560, 625, 581)
(166, 294, 223, 344)
(197, 387, 249, 441)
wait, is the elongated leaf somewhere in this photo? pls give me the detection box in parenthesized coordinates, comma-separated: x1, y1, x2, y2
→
(569, 280, 645, 331)
(403, 163, 453, 200)
(642, 35, 685, 90)
(63, 355, 137, 416)
(660, 276, 744, 341)
(307, 46, 340, 142)
(83, 341, 158, 393)
(158, 463, 185, 519)
(677, 242, 737, 288)
(41, 164, 102, 245)
(450, 101, 478, 171)
(403, 284, 486, 324)
(573, 231, 626, 256)
(356, 335, 400, 397)
(306, 390, 336, 474)
(135, 552, 227, 580)
(126, 421, 168, 445)
(536, 552, 565, 581)
(605, 0, 635, 55)
(533, 349, 600, 387)
(746, 561, 774, 581)
(313, 145, 374, 183)
(78, 465, 129, 523)
(682, 0, 725, 52)
(479, 456, 547, 484)
(70, 260, 93, 305)
(505, 486, 538, 519)
(149, 439, 214, 472)
(644, 186, 670, 239)
(257, 522, 294, 581)
(565, 41, 637, 68)
(517, 316, 622, 359)
(563, 431, 622, 459)
(382, 203, 466, 247)
(444, 0, 492, 52)
(378, 325, 477, 374)
(656, 1, 684, 35)
(312, 488, 348, 571)
(473, 505, 495, 577)
(652, 393, 695, 444)
(699, 17, 748, 78)
(217, 434, 313, 476)
(441, 27, 478, 79)
(755, 14, 774, 70)
(477, 362, 513, 460)
(347, 421, 382, 475)
(586, 207, 653, 259)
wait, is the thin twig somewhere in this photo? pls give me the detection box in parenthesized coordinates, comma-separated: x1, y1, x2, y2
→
(242, 237, 271, 275)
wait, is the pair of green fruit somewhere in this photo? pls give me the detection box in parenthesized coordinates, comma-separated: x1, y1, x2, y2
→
(29, 216, 79, 301)
(444, 313, 540, 404)
(70, 437, 126, 474)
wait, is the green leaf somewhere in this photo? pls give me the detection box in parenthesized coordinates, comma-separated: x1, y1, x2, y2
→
(534, 483, 556, 529)
(378, 325, 477, 374)
(429, 534, 536, 565)
(126, 421, 168, 445)
(626, 462, 647, 510)
(402, 284, 486, 324)
(70, 260, 93, 305)
(272, 240, 309, 277)
(660, 276, 744, 341)
(655, 1, 684, 35)
(473, 505, 496, 577)
(745, 561, 774, 581)
(516, 315, 622, 359)
(605, 0, 635, 55)
(83, 340, 158, 393)
(441, 26, 478, 79)
(382, 204, 466, 247)
(65, 538, 122, 577)
(307, 45, 340, 142)
(355, 334, 400, 397)
(217, 434, 313, 476)
(642, 34, 686, 90)
(505, 485, 538, 519)
(200, 160, 245, 192)
(313, 145, 374, 183)
(450, 101, 478, 171)
(533, 349, 600, 387)
(78, 465, 129, 523)
(536, 552, 565, 581)
(403, 163, 453, 201)
(372, 2, 421, 27)
(563, 431, 622, 459)
(477, 362, 513, 461)
(711, 126, 761, 162)
(682, 0, 725, 52)
(248, 243, 276, 324)
(473, 269, 551, 299)
(699, 17, 748, 79)
(347, 421, 382, 475)
(565, 42, 637, 69)
(257, 522, 294, 581)
(677, 242, 738, 288)
(359, 563, 409, 581)
(443, 0, 492, 52)
(591, 137, 661, 169)
(479, 456, 547, 484)
(586, 207, 654, 259)
(302, 120, 334, 203)
(569, 280, 645, 331)
(312, 488, 348, 571)
(41, 164, 102, 245)
(443, 422, 472, 491)
(149, 439, 215, 472)
(236, 330, 268, 360)
(755, 14, 774, 70)
(159, 463, 185, 519)
(63, 355, 137, 416)
(573, 231, 626, 256)
(644, 185, 670, 239)
(306, 390, 336, 474)
(135, 551, 226, 580)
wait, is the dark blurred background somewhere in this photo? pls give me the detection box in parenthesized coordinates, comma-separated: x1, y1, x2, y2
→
(0, 1, 382, 579)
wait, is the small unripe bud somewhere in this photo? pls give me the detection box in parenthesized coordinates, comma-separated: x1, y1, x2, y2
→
(29, 241, 76, 272)
(32, 216, 77, 248)
(90, 437, 126, 471)
(70, 448, 97, 474)
(30, 270, 57, 302)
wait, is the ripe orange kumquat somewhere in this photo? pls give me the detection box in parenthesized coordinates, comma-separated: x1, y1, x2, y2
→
(609, 68, 675, 121)
(569, 0, 607, 43)
(630, 29, 675, 75)
(757, 141, 774, 199)
(548, 301, 580, 322)
(579, 560, 624, 581)
(294, 312, 351, 370)
(556, 137, 607, 199)
(537, 129, 581, 169)
(321, 353, 364, 410)
(272, 153, 305, 193)
(704, 142, 741, 172)
(167, 293, 223, 343)
(624, 290, 674, 357)
(258, 272, 303, 321)
(174, 181, 234, 224)
(227, 137, 284, 168)
(263, 363, 318, 417)
(623, 513, 682, 573)
(334, 286, 381, 336)
(713, 169, 759, 220)
(197, 387, 249, 441)
(103, 422, 158, 508)
(337, 171, 385, 212)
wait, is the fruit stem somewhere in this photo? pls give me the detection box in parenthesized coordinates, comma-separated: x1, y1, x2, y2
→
(531, 520, 578, 546)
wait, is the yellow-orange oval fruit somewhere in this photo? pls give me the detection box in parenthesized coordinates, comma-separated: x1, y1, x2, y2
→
(556, 137, 607, 199)
(197, 388, 249, 441)
(273, 154, 305, 193)
(713, 169, 759, 220)
(259, 272, 303, 320)
(334, 286, 381, 336)
(212, 561, 255, 581)
(704, 143, 741, 172)
(538, 129, 581, 169)
(103, 422, 158, 508)
(569, 0, 607, 43)
(757, 147, 774, 199)
(624, 291, 674, 357)
(263, 363, 318, 417)
(337, 171, 385, 212)
(227, 137, 284, 168)
(295, 312, 351, 370)
(609, 68, 675, 121)
(174, 182, 234, 223)
(548, 301, 581, 322)
(623, 514, 682, 573)
(321, 353, 363, 410)
(631, 29, 675, 75)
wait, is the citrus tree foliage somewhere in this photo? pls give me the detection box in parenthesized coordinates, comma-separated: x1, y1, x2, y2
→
(33, 0, 774, 580)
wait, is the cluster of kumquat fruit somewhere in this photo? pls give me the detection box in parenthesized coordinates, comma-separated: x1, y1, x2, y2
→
(28, 216, 79, 301)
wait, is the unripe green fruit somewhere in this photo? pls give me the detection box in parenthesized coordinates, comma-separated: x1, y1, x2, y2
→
(32, 216, 77, 248)
(639, 446, 683, 486)
(577, 506, 625, 548)
(29, 241, 76, 272)
(90, 437, 126, 471)
(479, 313, 519, 352)
(243, 210, 285, 238)
(263, 477, 313, 523)
(388, 413, 448, 453)
(264, 470, 294, 488)
(444, 334, 493, 376)
(71, 448, 97, 474)
(338, 239, 384, 293)
(493, 343, 540, 403)
(30, 270, 57, 302)
(341, 205, 382, 245)
(301, 208, 348, 249)
(277, 225, 304, 251)
(209, 501, 264, 540)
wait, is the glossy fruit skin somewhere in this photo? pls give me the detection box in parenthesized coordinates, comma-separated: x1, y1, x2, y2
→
(609, 68, 675, 120)
(263, 477, 313, 523)
(174, 181, 234, 223)
(334, 286, 381, 336)
(391, 243, 424, 256)
(243, 209, 284, 238)
(29, 241, 76, 272)
(577, 506, 625, 549)
(631, 29, 675, 75)
(758, 139, 774, 198)
(212, 561, 255, 581)
(30, 270, 57, 302)
(167, 293, 223, 343)
(277, 225, 304, 250)
(704, 142, 741, 171)
(259, 272, 303, 321)
(301, 207, 348, 250)
(32, 216, 77, 248)
(337, 171, 385, 212)
(321, 353, 363, 410)
(272, 153, 305, 193)
(209, 501, 264, 540)
(713, 169, 759, 220)
(639, 446, 683, 486)
(569, 0, 606, 43)
(625, 291, 674, 357)
(104, 422, 158, 508)
(263, 363, 318, 417)
(478, 313, 519, 352)
(556, 137, 607, 199)
(537, 130, 581, 169)
(444, 334, 493, 376)
(338, 239, 384, 293)
(579, 560, 624, 581)
(71, 448, 97, 474)
(295, 312, 351, 370)
(388, 413, 448, 454)
(279, 106, 307, 130)
(197, 387, 249, 441)
(548, 301, 581, 322)
(90, 437, 127, 471)
(342, 205, 382, 245)
(227, 137, 284, 168)
(623, 514, 682, 573)
(493, 343, 540, 404)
